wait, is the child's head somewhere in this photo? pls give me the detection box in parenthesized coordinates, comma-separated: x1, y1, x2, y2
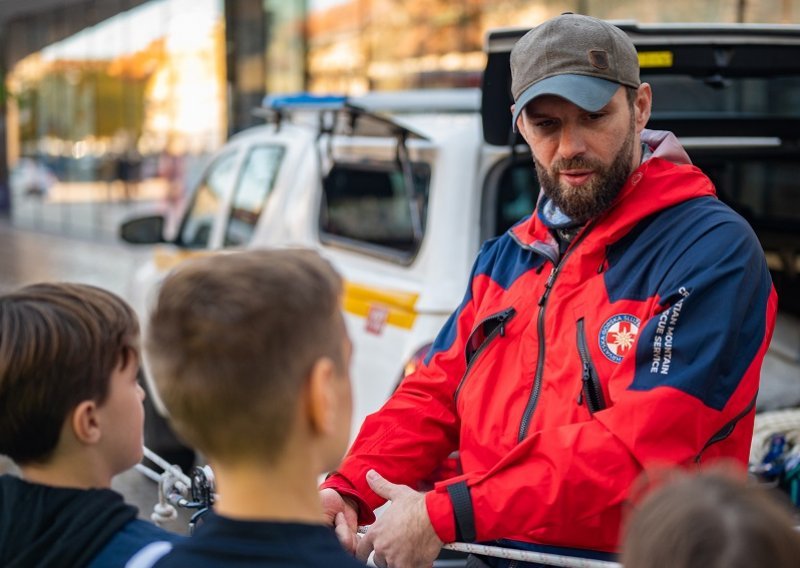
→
(146, 249, 351, 472)
(622, 470, 800, 568)
(0, 283, 142, 477)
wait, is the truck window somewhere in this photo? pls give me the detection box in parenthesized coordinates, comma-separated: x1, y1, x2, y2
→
(179, 151, 238, 248)
(224, 145, 285, 247)
(646, 75, 800, 117)
(320, 161, 431, 261)
(491, 161, 540, 237)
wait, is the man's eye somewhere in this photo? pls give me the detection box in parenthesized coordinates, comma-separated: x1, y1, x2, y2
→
(587, 113, 605, 121)
(535, 120, 556, 128)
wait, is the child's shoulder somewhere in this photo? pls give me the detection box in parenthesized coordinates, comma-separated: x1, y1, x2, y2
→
(87, 519, 185, 568)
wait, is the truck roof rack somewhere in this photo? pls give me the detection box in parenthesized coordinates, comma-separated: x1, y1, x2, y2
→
(253, 92, 430, 141)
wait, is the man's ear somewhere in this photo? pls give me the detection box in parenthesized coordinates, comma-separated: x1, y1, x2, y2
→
(634, 83, 652, 134)
(71, 400, 102, 445)
(306, 357, 337, 436)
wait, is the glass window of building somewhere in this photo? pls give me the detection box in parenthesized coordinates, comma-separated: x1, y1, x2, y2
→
(4, 0, 227, 231)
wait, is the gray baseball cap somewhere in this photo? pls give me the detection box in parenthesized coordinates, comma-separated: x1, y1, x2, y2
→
(510, 13, 641, 130)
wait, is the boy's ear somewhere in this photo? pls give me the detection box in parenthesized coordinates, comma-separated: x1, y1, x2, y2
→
(306, 357, 337, 436)
(70, 400, 102, 445)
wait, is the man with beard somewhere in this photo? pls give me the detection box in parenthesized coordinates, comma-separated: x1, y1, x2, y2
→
(321, 13, 777, 568)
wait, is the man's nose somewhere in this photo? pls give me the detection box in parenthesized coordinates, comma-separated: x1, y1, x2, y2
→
(557, 123, 587, 160)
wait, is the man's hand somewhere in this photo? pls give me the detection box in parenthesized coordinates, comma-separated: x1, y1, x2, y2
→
(320, 488, 359, 554)
(356, 470, 443, 568)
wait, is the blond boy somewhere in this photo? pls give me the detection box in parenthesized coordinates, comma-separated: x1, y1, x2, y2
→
(137, 249, 364, 567)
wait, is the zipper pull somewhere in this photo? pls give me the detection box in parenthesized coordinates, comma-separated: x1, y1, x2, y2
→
(577, 390, 584, 405)
(497, 309, 512, 337)
(538, 267, 556, 306)
(582, 362, 592, 383)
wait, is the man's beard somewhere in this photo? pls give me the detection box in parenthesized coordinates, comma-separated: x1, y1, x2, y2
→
(534, 123, 637, 225)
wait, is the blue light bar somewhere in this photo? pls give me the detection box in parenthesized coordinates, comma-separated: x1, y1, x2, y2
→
(261, 93, 348, 110)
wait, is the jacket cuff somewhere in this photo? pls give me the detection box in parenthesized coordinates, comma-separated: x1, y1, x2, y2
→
(425, 489, 456, 543)
(427, 476, 477, 543)
(320, 472, 377, 525)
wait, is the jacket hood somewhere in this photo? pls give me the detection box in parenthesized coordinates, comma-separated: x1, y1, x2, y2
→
(511, 129, 714, 252)
(0, 475, 138, 567)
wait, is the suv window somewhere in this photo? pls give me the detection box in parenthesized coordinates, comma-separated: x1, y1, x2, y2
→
(490, 160, 540, 237)
(179, 151, 238, 248)
(646, 75, 800, 117)
(224, 145, 285, 247)
(694, 155, 800, 227)
(320, 161, 431, 260)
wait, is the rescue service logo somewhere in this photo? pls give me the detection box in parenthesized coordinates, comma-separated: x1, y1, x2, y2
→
(599, 314, 641, 363)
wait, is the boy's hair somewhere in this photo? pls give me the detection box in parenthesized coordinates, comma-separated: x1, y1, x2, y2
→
(623, 470, 800, 568)
(146, 249, 344, 463)
(0, 283, 139, 465)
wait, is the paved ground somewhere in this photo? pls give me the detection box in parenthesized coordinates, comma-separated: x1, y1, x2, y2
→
(0, 193, 193, 535)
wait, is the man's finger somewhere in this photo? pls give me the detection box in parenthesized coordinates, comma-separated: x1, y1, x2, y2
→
(366, 469, 399, 500)
(334, 512, 358, 554)
(355, 527, 376, 563)
(373, 551, 388, 568)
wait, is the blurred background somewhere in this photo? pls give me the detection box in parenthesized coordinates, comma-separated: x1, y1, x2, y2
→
(0, 0, 798, 239)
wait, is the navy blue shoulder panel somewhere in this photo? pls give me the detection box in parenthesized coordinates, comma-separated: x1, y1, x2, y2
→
(605, 197, 772, 410)
(424, 232, 545, 366)
(473, 232, 546, 291)
(604, 197, 758, 303)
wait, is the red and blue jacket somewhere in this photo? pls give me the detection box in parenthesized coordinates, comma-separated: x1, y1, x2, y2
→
(322, 130, 778, 554)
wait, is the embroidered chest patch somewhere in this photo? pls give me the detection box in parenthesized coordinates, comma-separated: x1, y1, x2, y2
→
(599, 314, 641, 363)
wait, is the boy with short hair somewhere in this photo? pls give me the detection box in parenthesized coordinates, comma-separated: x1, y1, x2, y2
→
(0, 282, 182, 567)
(138, 249, 364, 567)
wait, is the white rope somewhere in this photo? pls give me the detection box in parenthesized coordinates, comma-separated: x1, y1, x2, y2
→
(443, 542, 620, 568)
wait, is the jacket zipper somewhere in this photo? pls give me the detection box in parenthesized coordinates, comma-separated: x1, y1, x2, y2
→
(453, 307, 517, 403)
(576, 318, 606, 415)
(694, 392, 758, 464)
(518, 222, 596, 442)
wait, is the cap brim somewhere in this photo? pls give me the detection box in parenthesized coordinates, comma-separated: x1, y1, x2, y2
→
(511, 75, 621, 132)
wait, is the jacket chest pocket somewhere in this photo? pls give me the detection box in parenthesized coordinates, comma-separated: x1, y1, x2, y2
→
(576, 317, 607, 415)
(454, 307, 517, 404)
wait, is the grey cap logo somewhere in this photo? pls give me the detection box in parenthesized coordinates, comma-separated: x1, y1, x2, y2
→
(589, 50, 609, 70)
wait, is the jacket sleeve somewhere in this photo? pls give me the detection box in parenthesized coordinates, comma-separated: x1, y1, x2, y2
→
(424, 216, 778, 545)
(321, 242, 495, 524)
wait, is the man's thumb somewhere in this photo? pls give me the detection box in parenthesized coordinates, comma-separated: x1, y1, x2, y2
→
(366, 469, 396, 500)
